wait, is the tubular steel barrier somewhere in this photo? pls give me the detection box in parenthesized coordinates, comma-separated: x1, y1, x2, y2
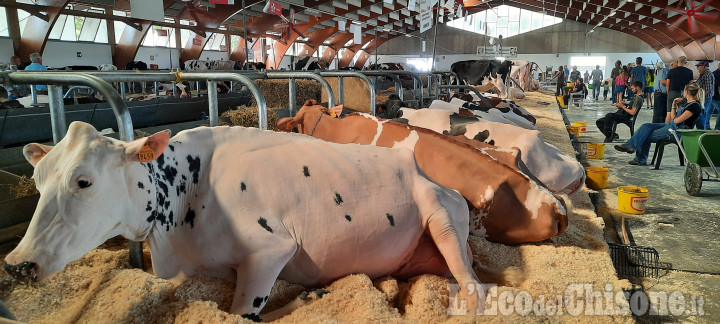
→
(319, 71, 376, 116)
(360, 71, 405, 103)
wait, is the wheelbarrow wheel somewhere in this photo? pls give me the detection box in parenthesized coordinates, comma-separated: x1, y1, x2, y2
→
(684, 163, 702, 196)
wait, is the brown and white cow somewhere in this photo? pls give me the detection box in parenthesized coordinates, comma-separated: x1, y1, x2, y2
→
(277, 100, 568, 245)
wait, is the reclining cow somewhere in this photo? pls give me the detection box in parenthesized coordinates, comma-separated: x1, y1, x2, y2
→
(428, 98, 537, 130)
(4, 121, 486, 320)
(277, 101, 569, 245)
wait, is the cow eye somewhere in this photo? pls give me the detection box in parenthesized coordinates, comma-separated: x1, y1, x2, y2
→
(78, 179, 92, 189)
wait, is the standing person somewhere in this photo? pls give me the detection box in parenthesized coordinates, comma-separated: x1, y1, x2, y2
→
(610, 60, 622, 104)
(569, 66, 581, 83)
(708, 63, 720, 130)
(666, 56, 693, 115)
(615, 82, 704, 166)
(654, 62, 671, 123)
(564, 65, 570, 83)
(584, 70, 590, 83)
(615, 69, 628, 103)
(644, 68, 655, 108)
(603, 80, 610, 100)
(628, 58, 647, 101)
(696, 61, 715, 129)
(591, 65, 603, 100)
(24, 52, 48, 93)
(596, 81, 643, 142)
(554, 66, 566, 96)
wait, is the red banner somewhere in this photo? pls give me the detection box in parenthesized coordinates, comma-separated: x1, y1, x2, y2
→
(149, 64, 159, 69)
(156, 29, 167, 37)
(192, 38, 202, 46)
(209, 0, 235, 4)
(220, 45, 228, 51)
(263, 0, 282, 16)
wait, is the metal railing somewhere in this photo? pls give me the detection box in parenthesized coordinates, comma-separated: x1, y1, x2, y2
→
(318, 71, 377, 115)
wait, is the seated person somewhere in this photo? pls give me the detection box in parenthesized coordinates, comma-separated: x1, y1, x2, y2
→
(562, 77, 587, 106)
(596, 81, 643, 142)
(24, 52, 48, 94)
(614, 82, 703, 166)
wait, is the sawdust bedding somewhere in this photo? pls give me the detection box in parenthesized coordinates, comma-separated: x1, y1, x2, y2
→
(0, 90, 632, 323)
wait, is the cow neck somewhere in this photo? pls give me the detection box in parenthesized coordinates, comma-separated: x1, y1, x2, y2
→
(309, 112, 324, 136)
(145, 162, 161, 236)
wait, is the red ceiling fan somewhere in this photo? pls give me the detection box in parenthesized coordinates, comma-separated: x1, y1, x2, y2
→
(273, 8, 307, 41)
(666, 0, 719, 34)
(177, 0, 215, 26)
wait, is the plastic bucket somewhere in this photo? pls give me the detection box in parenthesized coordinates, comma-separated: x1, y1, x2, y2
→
(587, 143, 605, 159)
(585, 167, 609, 190)
(617, 186, 649, 214)
(573, 121, 587, 132)
(567, 125, 580, 136)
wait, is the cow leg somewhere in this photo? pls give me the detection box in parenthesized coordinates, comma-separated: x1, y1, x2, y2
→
(231, 238, 297, 321)
(260, 289, 329, 322)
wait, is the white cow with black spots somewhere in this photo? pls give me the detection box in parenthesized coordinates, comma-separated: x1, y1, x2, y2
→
(4, 122, 485, 320)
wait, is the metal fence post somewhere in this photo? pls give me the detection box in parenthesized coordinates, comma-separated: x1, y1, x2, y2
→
(120, 82, 126, 100)
(47, 85, 67, 144)
(289, 78, 297, 115)
(207, 81, 219, 127)
(337, 76, 344, 106)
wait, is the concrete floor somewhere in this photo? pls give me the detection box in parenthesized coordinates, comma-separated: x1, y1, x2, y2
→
(563, 96, 719, 323)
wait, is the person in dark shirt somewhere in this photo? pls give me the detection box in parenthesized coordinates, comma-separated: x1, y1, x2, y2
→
(554, 66, 566, 96)
(666, 56, 694, 113)
(610, 60, 622, 104)
(596, 81, 643, 142)
(562, 77, 587, 106)
(615, 82, 703, 166)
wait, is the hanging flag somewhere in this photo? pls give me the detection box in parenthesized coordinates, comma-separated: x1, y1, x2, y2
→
(210, 0, 235, 4)
(130, 0, 164, 22)
(383, 0, 393, 4)
(456, 4, 462, 18)
(263, 0, 282, 16)
(419, 0, 432, 33)
(338, 20, 347, 31)
(349, 24, 362, 45)
(408, 0, 416, 11)
(442, 0, 453, 10)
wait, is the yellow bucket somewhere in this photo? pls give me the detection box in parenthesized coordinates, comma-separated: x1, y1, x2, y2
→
(585, 167, 609, 190)
(587, 143, 605, 159)
(573, 121, 587, 133)
(617, 186, 649, 214)
(557, 95, 566, 108)
(567, 125, 580, 136)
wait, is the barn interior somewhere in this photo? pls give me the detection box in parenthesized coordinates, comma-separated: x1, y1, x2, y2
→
(0, 0, 719, 323)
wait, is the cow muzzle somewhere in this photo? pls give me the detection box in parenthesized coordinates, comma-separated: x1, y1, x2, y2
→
(3, 260, 38, 281)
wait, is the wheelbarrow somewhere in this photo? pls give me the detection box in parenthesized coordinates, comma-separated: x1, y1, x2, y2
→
(669, 129, 720, 196)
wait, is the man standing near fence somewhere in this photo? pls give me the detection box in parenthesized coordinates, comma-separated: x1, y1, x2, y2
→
(696, 61, 715, 129)
(654, 62, 671, 123)
(708, 63, 720, 130)
(666, 56, 693, 118)
(591, 65, 603, 100)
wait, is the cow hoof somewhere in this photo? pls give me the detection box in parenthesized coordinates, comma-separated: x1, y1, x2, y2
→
(3, 261, 38, 281)
(299, 289, 330, 301)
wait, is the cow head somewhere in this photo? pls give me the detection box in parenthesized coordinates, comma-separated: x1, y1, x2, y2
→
(378, 94, 408, 119)
(4, 122, 170, 281)
(277, 100, 344, 133)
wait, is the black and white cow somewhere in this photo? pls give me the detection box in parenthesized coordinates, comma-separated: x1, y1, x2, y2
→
(451, 60, 515, 98)
(294, 56, 326, 70)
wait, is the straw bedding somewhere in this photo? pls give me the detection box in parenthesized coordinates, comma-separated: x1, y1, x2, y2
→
(221, 106, 284, 132)
(0, 90, 631, 323)
(252, 80, 321, 108)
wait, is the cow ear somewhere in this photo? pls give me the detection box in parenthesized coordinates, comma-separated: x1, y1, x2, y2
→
(276, 117, 301, 131)
(124, 130, 171, 163)
(23, 143, 54, 167)
(329, 105, 343, 118)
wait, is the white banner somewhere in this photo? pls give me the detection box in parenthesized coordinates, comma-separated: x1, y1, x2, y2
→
(350, 24, 362, 45)
(419, 0, 433, 33)
(408, 0, 416, 11)
(338, 20, 346, 31)
(130, 0, 164, 21)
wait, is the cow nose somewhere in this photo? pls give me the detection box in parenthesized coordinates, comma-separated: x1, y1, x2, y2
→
(3, 260, 37, 281)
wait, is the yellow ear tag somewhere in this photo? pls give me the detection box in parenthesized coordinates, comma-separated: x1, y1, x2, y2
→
(138, 144, 155, 162)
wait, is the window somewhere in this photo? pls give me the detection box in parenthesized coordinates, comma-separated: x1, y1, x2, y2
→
(142, 26, 175, 47)
(204, 33, 225, 51)
(448, 5, 562, 39)
(48, 13, 108, 43)
(406, 58, 432, 71)
(0, 7, 9, 37)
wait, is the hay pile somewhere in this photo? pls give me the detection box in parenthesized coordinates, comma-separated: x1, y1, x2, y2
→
(9, 176, 38, 199)
(253, 80, 321, 108)
(0, 90, 631, 322)
(220, 106, 284, 132)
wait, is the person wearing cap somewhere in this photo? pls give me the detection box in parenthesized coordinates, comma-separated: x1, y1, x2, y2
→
(654, 62, 671, 123)
(696, 60, 715, 129)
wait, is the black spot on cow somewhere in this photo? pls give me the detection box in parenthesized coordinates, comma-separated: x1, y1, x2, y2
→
(386, 213, 395, 226)
(258, 217, 273, 233)
(488, 139, 495, 146)
(345, 215, 352, 222)
(147, 190, 151, 194)
(168, 144, 175, 152)
(156, 155, 178, 186)
(443, 124, 468, 136)
(181, 175, 187, 181)
(334, 192, 343, 205)
(157, 180, 169, 197)
(473, 130, 490, 142)
(264, 296, 268, 302)
(168, 211, 174, 226)
(253, 297, 264, 308)
(185, 208, 195, 228)
(146, 211, 156, 223)
(137, 182, 144, 189)
(241, 182, 247, 191)
(242, 313, 261, 322)
(146, 201, 152, 212)
(303, 166, 310, 177)
(187, 155, 201, 183)
(164, 200, 170, 209)
(391, 118, 409, 125)
(202, 205, 205, 209)
(449, 113, 481, 127)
